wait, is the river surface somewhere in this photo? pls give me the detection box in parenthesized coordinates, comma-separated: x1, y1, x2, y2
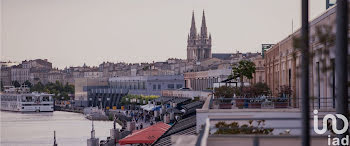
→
(0, 111, 121, 146)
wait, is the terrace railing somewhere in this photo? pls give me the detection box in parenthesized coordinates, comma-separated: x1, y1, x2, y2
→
(196, 116, 349, 146)
(209, 96, 347, 110)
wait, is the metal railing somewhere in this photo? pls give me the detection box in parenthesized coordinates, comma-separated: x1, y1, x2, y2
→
(196, 116, 349, 146)
(209, 96, 347, 110)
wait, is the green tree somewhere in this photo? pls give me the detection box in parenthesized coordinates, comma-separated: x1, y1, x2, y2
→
(30, 81, 75, 101)
(214, 86, 236, 98)
(253, 82, 270, 96)
(0, 81, 4, 91)
(12, 81, 21, 87)
(23, 80, 32, 88)
(31, 82, 45, 92)
(230, 60, 256, 92)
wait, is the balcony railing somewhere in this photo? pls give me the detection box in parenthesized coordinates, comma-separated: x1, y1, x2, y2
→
(209, 96, 344, 110)
(196, 116, 347, 146)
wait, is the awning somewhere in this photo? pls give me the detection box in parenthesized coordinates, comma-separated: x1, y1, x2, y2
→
(140, 104, 160, 111)
(119, 122, 171, 145)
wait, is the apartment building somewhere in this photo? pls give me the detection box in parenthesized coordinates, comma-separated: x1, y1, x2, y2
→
(264, 5, 350, 109)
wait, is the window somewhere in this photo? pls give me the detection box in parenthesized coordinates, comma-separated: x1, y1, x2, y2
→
(316, 62, 320, 109)
(153, 85, 156, 90)
(42, 96, 50, 101)
(167, 84, 174, 89)
(288, 69, 291, 87)
(158, 84, 161, 90)
(176, 84, 183, 89)
(331, 59, 335, 108)
(259, 76, 262, 83)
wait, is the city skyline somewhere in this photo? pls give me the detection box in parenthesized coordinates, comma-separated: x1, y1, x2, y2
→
(2, 0, 327, 68)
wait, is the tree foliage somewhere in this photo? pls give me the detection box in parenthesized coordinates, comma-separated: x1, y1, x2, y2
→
(214, 86, 237, 98)
(120, 94, 159, 105)
(0, 81, 3, 91)
(23, 80, 32, 88)
(215, 120, 274, 135)
(12, 81, 21, 87)
(31, 81, 74, 100)
(231, 60, 256, 80)
(253, 82, 270, 96)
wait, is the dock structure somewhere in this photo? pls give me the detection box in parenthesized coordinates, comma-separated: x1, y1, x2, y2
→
(87, 121, 99, 146)
(109, 116, 120, 145)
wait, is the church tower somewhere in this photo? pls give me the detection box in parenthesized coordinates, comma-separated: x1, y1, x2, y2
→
(187, 10, 212, 61)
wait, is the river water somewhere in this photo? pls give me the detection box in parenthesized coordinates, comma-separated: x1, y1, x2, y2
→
(0, 111, 121, 146)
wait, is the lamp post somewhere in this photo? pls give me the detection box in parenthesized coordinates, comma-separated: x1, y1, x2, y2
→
(335, 0, 349, 143)
(300, 0, 310, 146)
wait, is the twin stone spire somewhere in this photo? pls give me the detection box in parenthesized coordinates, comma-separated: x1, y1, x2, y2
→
(187, 10, 212, 61)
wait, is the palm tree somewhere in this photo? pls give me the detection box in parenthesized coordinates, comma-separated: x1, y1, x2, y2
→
(230, 60, 256, 93)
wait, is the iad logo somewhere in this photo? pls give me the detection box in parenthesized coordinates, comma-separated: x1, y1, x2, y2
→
(313, 110, 349, 145)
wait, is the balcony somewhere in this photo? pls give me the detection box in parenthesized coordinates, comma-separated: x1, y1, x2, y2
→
(196, 117, 333, 146)
(210, 97, 294, 110)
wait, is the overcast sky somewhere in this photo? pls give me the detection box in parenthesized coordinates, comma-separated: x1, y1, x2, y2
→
(1, 0, 330, 68)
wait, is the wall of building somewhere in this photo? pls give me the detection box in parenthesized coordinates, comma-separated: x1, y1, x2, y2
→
(74, 77, 109, 102)
(184, 69, 231, 90)
(109, 75, 185, 96)
(264, 5, 350, 109)
(161, 89, 212, 100)
(10, 68, 30, 84)
(251, 56, 265, 84)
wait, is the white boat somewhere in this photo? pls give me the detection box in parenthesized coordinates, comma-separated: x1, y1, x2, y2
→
(0, 86, 54, 112)
(83, 107, 108, 120)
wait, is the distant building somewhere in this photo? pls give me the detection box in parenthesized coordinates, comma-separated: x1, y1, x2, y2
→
(187, 11, 212, 61)
(109, 75, 185, 96)
(211, 53, 232, 60)
(184, 69, 232, 91)
(10, 66, 30, 84)
(74, 77, 109, 106)
(264, 5, 350, 109)
(0, 61, 19, 68)
(83, 71, 103, 78)
(0, 67, 12, 86)
(161, 89, 212, 101)
(212, 51, 261, 61)
(251, 55, 265, 84)
(22, 59, 52, 69)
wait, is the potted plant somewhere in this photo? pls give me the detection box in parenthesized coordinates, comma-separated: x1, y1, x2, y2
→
(214, 120, 274, 135)
(241, 86, 262, 108)
(274, 85, 292, 108)
(214, 86, 235, 109)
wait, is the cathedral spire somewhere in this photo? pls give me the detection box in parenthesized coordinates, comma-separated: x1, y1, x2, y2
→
(189, 11, 197, 39)
(200, 10, 207, 38)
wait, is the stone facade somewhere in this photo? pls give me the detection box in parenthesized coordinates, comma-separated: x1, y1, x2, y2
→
(264, 5, 350, 109)
(184, 69, 231, 91)
(0, 67, 12, 86)
(108, 75, 185, 96)
(251, 56, 265, 84)
(187, 11, 212, 61)
(10, 67, 30, 84)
